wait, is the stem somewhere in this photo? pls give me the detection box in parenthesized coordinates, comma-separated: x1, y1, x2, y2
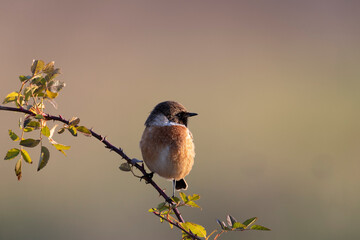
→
(152, 211, 201, 240)
(16, 81, 26, 107)
(213, 230, 225, 240)
(0, 105, 185, 223)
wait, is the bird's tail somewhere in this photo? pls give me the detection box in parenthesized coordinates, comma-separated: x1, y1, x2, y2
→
(175, 178, 188, 190)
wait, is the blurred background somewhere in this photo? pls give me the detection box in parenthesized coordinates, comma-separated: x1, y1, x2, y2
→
(1, 1, 360, 239)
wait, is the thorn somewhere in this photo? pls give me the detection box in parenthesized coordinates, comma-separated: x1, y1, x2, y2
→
(104, 146, 113, 152)
(160, 189, 166, 197)
(140, 172, 154, 184)
(130, 158, 143, 165)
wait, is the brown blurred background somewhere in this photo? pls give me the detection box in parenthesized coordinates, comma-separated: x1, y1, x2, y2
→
(1, 1, 360, 239)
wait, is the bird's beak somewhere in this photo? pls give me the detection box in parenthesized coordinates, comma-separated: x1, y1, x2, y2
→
(186, 112, 198, 117)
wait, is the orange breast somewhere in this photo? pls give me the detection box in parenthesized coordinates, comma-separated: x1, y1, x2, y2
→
(140, 125, 195, 180)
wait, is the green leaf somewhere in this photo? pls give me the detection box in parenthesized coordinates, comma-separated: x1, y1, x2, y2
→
(43, 61, 55, 74)
(44, 68, 60, 82)
(23, 85, 37, 102)
(52, 143, 70, 155)
(27, 121, 40, 129)
(250, 225, 271, 231)
(57, 127, 65, 134)
(156, 203, 168, 212)
(4, 148, 20, 160)
(185, 201, 201, 208)
(160, 210, 172, 216)
(171, 197, 181, 204)
(15, 158, 22, 180)
(19, 75, 31, 82)
(23, 118, 31, 128)
(32, 85, 45, 96)
(38, 146, 50, 171)
(45, 89, 58, 99)
(233, 222, 246, 229)
(31, 59, 45, 74)
(228, 215, 238, 227)
(3, 92, 19, 104)
(15, 94, 24, 107)
(34, 114, 45, 119)
(119, 162, 131, 172)
(30, 77, 42, 85)
(179, 192, 187, 202)
(20, 149, 32, 164)
(188, 194, 200, 201)
(69, 117, 80, 126)
(67, 125, 77, 136)
(180, 222, 207, 238)
(41, 126, 50, 137)
(53, 143, 71, 150)
(243, 217, 257, 228)
(76, 126, 91, 136)
(158, 205, 168, 212)
(217, 219, 226, 230)
(8, 130, 19, 141)
(156, 202, 167, 212)
(23, 127, 34, 132)
(47, 79, 65, 92)
(20, 139, 41, 148)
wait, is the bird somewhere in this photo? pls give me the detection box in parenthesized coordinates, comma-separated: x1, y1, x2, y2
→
(140, 101, 197, 196)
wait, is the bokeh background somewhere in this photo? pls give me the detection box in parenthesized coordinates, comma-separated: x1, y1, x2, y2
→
(1, 1, 360, 239)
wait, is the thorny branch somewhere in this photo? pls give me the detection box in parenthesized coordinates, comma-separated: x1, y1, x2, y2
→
(0, 105, 196, 236)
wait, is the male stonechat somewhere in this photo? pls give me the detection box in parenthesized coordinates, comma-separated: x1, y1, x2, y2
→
(140, 101, 197, 196)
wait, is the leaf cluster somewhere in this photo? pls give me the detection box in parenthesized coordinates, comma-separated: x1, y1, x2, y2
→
(3, 60, 64, 108)
(210, 215, 270, 239)
(216, 215, 270, 231)
(2, 60, 91, 179)
(149, 194, 270, 239)
(149, 192, 205, 239)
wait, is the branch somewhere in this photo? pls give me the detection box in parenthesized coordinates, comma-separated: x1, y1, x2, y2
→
(0, 105, 185, 223)
(152, 211, 202, 240)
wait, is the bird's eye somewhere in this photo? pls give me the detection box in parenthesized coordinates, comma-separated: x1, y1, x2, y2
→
(176, 112, 184, 117)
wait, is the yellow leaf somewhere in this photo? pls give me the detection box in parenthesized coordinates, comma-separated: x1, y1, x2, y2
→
(15, 158, 22, 180)
(20, 149, 32, 164)
(3, 92, 19, 104)
(46, 89, 58, 99)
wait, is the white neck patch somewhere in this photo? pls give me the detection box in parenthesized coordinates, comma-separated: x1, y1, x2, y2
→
(148, 113, 184, 127)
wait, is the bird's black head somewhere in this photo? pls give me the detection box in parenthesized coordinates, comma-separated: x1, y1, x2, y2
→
(145, 101, 198, 127)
